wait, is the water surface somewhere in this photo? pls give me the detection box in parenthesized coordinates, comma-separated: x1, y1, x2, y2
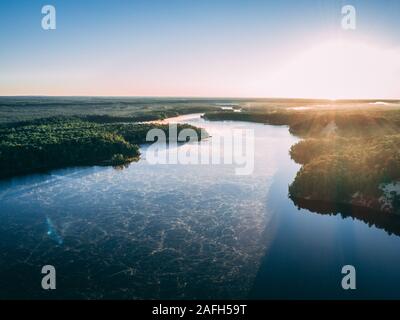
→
(1, 114, 400, 299)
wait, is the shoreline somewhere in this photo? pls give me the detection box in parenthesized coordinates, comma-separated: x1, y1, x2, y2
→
(203, 110, 400, 217)
(0, 114, 206, 181)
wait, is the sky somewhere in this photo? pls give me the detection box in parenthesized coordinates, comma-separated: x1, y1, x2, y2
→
(0, 0, 400, 99)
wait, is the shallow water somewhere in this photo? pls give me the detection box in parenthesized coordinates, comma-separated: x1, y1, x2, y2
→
(1, 114, 400, 299)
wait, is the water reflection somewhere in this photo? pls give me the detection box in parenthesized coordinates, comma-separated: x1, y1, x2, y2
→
(292, 197, 400, 237)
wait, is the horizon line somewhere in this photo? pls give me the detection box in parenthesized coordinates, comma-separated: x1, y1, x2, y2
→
(0, 95, 399, 102)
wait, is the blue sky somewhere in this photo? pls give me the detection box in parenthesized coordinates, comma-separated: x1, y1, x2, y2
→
(1, 0, 400, 98)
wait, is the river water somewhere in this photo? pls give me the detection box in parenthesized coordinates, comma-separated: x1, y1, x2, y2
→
(1, 114, 400, 299)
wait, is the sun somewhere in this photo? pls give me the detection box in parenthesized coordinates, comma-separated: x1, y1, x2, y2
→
(265, 39, 400, 100)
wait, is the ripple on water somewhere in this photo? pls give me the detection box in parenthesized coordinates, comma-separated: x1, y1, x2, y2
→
(0, 117, 293, 299)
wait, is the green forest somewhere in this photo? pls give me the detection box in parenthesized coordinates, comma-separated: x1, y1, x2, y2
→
(204, 105, 400, 215)
(0, 116, 205, 179)
(0, 97, 217, 178)
(0, 97, 218, 124)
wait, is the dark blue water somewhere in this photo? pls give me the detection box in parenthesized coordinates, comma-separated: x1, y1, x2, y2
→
(1, 114, 400, 299)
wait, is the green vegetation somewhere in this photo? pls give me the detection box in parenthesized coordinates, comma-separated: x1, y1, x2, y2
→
(204, 104, 400, 214)
(0, 116, 205, 179)
(289, 136, 400, 210)
(0, 97, 216, 178)
(203, 108, 400, 137)
(4, 97, 400, 215)
(0, 97, 219, 124)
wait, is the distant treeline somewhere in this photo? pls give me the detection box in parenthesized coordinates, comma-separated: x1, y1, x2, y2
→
(0, 97, 218, 124)
(203, 109, 400, 136)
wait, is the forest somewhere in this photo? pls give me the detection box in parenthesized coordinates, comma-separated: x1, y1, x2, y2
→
(0, 97, 219, 124)
(0, 116, 205, 179)
(204, 104, 400, 215)
(0, 97, 218, 178)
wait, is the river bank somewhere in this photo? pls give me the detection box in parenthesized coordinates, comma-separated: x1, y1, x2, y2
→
(0, 117, 205, 179)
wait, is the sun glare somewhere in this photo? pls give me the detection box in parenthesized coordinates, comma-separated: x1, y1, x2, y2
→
(265, 39, 400, 100)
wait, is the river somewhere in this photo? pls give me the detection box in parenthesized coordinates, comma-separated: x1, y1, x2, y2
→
(1, 114, 400, 299)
